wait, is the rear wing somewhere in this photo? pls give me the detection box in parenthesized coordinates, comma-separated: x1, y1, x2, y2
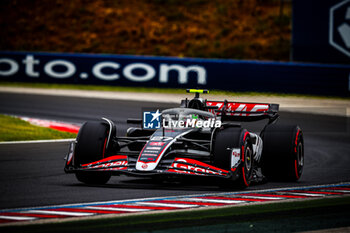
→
(206, 100, 279, 122)
(182, 89, 279, 122)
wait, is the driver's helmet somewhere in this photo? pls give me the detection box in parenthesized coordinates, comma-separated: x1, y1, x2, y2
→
(188, 98, 205, 110)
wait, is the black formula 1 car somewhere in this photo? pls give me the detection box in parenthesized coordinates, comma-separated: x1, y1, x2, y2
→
(64, 89, 304, 188)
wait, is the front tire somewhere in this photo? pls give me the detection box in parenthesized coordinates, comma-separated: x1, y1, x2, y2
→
(213, 127, 253, 188)
(74, 121, 112, 185)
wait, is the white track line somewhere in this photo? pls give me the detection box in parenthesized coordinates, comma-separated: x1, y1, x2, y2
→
(0, 139, 75, 145)
(278, 192, 325, 197)
(136, 202, 198, 208)
(0, 216, 36, 221)
(183, 198, 246, 204)
(25, 210, 93, 217)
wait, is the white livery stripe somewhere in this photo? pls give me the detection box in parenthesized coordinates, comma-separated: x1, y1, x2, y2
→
(25, 210, 94, 217)
(0, 216, 36, 221)
(85, 206, 149, 212)
(183, 198, 246, 204)
(137, 202, 198, 208)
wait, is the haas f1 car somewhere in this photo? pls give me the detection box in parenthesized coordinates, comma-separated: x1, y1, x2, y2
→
(64, 89, 304, 188)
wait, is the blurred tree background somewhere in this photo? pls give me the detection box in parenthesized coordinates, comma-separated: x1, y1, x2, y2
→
(0, 0, 291, 61)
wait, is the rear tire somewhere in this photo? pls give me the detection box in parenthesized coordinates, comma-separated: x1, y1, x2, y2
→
(74, 121, 111, 185)
(213, 127, 253, 188)
(261, 124, 304, 181)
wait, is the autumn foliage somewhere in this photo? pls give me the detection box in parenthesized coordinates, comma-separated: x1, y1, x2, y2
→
(0, 0, 291, 61)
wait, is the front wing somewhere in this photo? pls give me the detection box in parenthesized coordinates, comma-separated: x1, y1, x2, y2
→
(65, 154, 232, 179)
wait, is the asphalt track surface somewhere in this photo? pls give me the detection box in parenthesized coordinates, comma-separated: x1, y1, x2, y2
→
(0, 92, 350, 210)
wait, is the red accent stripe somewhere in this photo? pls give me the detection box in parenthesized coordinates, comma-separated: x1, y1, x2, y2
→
(237, 193, 308, 199)
(243, 131, 249, 141)
(294, 159, 299, 180)
(294, 129, 301, 179)
(241, 132, 249, 187)
(171, 158, 229, 174)
(0, 212, 66, 218)
(102, 136, 108, 159)
(241, 146, 244, 162)
(294, 130, 300, 153)
(82, 155, 127, 167)
(54, 208, 125, 214)
(166, 169, 196, 175)
(153, 200, 225, 206)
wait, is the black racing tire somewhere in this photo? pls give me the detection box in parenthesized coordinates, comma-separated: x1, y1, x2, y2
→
(261, 124, 304, 181)
(74, 121, 111, 185)
(213, 127, 253, 188)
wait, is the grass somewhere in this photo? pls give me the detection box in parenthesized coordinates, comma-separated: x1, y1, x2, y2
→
(2, 196, 350, 232)
(1, 82, 348, 100)
(0, 114, 76, 141)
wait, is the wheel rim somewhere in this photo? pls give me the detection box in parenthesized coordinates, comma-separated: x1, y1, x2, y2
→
(297, 142, 304, 169)
(245, 146, 252, 172)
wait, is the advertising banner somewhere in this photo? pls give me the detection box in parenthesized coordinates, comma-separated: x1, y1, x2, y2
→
(0, 51, 349, 96)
